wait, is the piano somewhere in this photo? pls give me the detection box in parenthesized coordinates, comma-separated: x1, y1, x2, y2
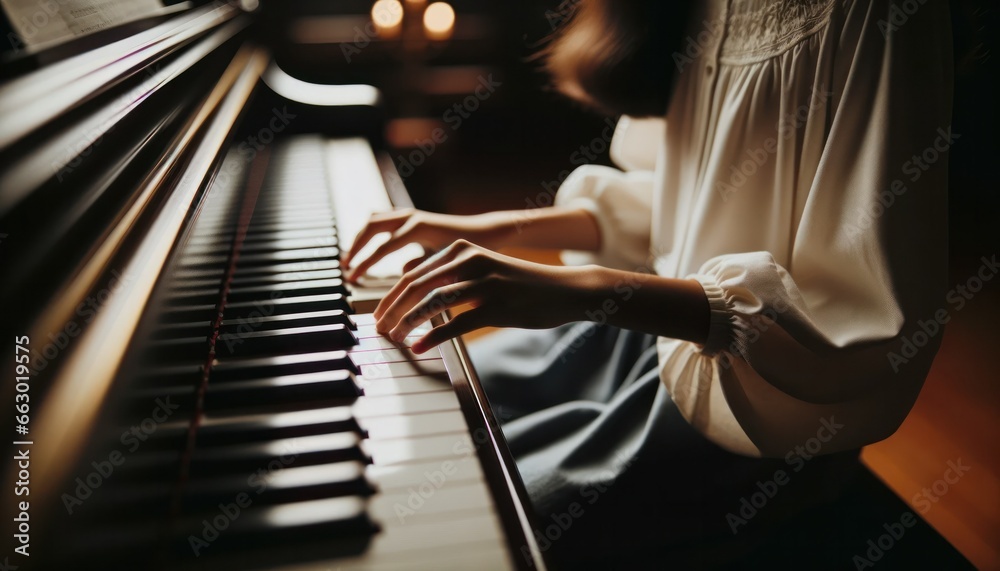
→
(0, 2, 545, 569)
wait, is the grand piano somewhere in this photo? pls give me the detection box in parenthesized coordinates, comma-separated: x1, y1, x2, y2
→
(0, 2, 545, 569)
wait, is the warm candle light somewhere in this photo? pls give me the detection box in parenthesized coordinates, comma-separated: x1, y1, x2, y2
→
(423, 2, 455, 40)
(371, 0, 404, 38)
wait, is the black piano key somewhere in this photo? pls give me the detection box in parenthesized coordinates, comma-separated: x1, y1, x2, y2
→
(166, 268, 343, 298)
(178, 253, 231, 269)
(197, 405, 365, 447)
(185, 432, 367, 476)
(151, 320, 216, 340)
(168, 276, 227, 291)
(217, 323, 358, 357)
(182, 461, 374, 507)
(116, 431, 367, 482)
(184, 235, 340, 259)
(220, 309, 356, 334)
(132, 363, 204, 388)
(61, 497, 376, 568)
(161, 304, 221, 324)
(181, 244, 235, 257)
(196, 404, 363, 445)
(170, 496, 376, 567)
(163, 288, 221, 306)
(239, 228, 339, 243)
(210, 350, 360, 382)
(191, 229, 336, 247)
(231, 258, 341, 277)
(236, 235, 338, 253)
(122, 403, 362, 456)
(93, 461, 374, 517)
(225, 278, 348, 303)
(127, 369, 361, 419)
(235, 246, 341, 267)
(172, 266, 227, 281)
(225, 219, 338, 234)
(226, 268, 343, 288)
(141, 335, 210, 362)
(209, 361, 361, 401)
(247, 212, 335, 224)
(222, 294, 351, 320)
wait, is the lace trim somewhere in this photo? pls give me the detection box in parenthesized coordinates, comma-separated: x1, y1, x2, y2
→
(720, 0, 839, 65)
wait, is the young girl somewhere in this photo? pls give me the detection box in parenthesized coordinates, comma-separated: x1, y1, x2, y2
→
(344, 0, 953, 565)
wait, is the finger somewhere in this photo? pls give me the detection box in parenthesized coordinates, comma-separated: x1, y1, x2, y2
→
(411, 309, 492, 354)
(342, 210, 411, 267)
(375, 258, 470, 333)
(389, 281, 480, 342)
(346, 229, 415, 282)
(373, 239, 475, 319)
(402, 253, 432, 273)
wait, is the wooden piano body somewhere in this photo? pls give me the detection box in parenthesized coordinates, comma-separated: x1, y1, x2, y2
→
(0, 3, 544, 569)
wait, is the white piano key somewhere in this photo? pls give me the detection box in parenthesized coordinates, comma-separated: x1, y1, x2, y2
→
(352, 313, 378, 326)
(352, 391, 460, 418)
(363, 432, 474, 466)
(360, 410, 468, 440)
(354, 323, 430, 340)
(357, 374, 454, 396)
(359, 359, 448, 380)
(338, 546, 514, 571)
(355, 334, 415, 351)
(365, 457, 483, 491)
(369, 482, 495, 524)
(349, 347, 435, 366)
(274, 514, 512, 571)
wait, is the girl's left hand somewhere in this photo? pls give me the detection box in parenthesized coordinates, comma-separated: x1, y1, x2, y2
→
(373, 239, 598, 354)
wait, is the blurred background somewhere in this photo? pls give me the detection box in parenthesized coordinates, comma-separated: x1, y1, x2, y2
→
(254, 0, 1000, 567)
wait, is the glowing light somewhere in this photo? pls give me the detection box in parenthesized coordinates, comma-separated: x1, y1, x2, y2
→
(371, 0, 404, 38)
(423, 2, 455, 40)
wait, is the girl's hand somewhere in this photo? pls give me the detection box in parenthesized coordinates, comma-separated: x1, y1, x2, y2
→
(343, 209, 514, 282)
(373, 239, 598, 354)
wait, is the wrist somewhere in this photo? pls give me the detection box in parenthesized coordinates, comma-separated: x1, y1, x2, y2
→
(566, 264, 616, 315)
(471, 211, 521, 249)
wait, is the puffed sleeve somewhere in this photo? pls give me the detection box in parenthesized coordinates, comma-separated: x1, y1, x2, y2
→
(687, 0, 953, 455)
(555, 116, 664, 270)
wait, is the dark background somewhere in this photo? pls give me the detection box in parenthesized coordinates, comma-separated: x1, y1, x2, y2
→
(258, 0, 996, 267)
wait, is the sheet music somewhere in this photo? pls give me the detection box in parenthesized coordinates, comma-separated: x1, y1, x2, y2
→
(3, 0, 165, 50)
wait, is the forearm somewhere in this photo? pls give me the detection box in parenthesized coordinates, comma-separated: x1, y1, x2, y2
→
(482, 206, 601, 251)
(578, 266, 711, 346)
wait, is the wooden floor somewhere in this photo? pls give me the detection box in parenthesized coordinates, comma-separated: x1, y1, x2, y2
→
(861, 258, 1000, 570)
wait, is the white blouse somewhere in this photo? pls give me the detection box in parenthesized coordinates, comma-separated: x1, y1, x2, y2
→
(555, 0, 953, 457)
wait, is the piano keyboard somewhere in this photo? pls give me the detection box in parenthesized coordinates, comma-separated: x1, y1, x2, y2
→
(49, 137, 538, 570)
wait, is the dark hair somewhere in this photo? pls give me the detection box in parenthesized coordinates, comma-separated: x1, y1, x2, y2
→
(542, 0, 695, 117)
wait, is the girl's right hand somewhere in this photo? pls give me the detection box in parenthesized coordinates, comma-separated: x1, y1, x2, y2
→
(343, 209, 513, 282)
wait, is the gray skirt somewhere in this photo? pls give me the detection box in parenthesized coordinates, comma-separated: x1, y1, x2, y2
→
(468, 323, 860, 569)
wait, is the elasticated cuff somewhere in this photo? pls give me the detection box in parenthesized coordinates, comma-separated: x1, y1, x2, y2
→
(689, 274, 738, 357)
